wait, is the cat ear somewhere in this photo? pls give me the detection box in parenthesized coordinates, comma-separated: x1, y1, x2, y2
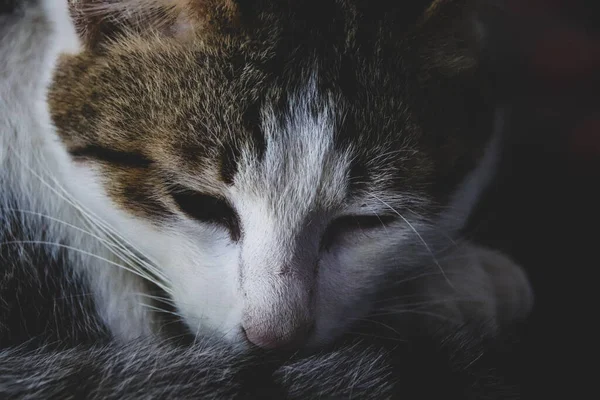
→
(402, 0, 482, 79)
(69, 0, 242, 50)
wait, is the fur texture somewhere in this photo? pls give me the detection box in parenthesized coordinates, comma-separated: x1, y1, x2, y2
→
(44, 0, 530, 346)
(0, 324, 526, 399)
(1, 0, 532, 397)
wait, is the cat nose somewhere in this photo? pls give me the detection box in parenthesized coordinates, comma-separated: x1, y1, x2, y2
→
(242, 320, 312, 350)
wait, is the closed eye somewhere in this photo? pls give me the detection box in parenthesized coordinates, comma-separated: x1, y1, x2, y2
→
(171, 187, 241, 241)
(320, 214, 397, 250)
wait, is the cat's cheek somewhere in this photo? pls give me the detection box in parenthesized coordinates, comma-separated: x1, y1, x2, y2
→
(309, 245, 386, 347)
(163, 235, 246, 343)
(309, 227, 415, 346)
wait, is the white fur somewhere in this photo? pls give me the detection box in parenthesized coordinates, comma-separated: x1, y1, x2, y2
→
(1, 0, 154, 341)
(66, 163, 246, 342)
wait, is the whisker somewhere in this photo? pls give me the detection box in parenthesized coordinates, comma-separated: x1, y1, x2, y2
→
(374, 292, 472, 306)
(401, 208, 459, 250)
(383, 270, 455, 290)
(348, 317, 405, 339)
(0, 240, 171, 294)
(11, 150, 171, 288)
(54, 292, 96, 301)
(367, 309, 463, 324)
(139, 303, 184, 319)
(369, 193, 455, 289)
(134, 292, 175, 305)
(346, 331, 408, 342)
(2, 208, 135, 252)
(364, 203, 389, 236)
(371, 299, 484, 316)
(30, 151, 165, 269)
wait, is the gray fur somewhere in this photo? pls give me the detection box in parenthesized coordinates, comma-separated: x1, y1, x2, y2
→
(0, 339, 398, 399)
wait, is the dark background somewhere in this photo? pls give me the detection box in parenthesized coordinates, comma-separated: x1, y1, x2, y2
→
(466, 0, 599, 393)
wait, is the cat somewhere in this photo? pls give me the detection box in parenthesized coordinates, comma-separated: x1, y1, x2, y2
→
(1, 0, 532, 397)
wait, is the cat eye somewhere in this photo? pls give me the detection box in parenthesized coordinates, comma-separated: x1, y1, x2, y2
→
(171, 187, 241, 241)
(320, 214, 397, 250)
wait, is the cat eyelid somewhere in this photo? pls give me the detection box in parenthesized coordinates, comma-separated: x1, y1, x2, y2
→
(69, 145, 152, 167)
(320, 213, 398, 251)
(333, 213, 398, 229)
(169, 186, 241, 241)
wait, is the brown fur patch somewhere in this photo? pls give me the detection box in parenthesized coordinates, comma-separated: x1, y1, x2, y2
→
(69, 0, 243, 50)
(50, 0, 494, 220)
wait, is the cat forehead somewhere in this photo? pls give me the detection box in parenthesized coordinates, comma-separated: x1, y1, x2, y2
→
(164, 74, 382, 201)
(223, 76, 351, 209)
(55, 41, 416, 179)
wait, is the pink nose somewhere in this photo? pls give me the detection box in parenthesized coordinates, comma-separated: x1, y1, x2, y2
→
(242, 322, 312, 350)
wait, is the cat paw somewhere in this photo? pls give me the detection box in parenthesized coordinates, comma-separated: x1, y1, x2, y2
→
(422, 242, 534, 332)
(472, 245, 534, 325)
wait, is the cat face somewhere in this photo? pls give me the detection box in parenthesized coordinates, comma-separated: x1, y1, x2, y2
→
(49, 0, 498, 349)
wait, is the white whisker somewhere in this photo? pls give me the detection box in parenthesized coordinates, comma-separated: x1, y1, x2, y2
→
(348, 317, 405, 339)
(346, 331, 408, 342)
(139, 303, 184, 319)
(370, 193, 455, 289)
(371, 298, 484, 316)
(1, 239, 171, 294)
(134, 292, 175, 305)
(369, 309, 462, 324)
(10, 149, 172, 290)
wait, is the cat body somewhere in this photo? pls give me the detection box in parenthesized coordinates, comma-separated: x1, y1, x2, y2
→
(1, 0, 531, 397)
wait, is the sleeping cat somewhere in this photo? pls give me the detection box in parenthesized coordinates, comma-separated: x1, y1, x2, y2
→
(1, 0, 532, 397)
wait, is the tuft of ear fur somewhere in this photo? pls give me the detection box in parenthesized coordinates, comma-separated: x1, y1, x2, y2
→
(403, 1, 484, 79)
(347, 0, 506, 76)
(69, 0, 241, 50)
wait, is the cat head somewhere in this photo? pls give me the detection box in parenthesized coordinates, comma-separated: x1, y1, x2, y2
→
(49, 0, 500, 349)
